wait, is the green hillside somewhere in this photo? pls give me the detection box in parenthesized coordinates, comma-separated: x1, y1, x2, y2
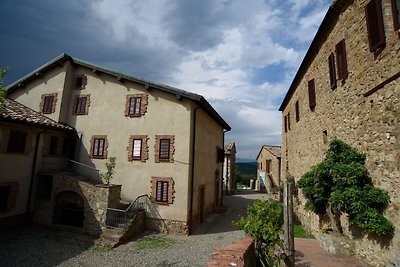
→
(236, 162, 257, 176)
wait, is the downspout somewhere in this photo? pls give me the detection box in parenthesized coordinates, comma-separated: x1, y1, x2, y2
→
(188, 107, 199, 235)
(26, 129, 46, 222)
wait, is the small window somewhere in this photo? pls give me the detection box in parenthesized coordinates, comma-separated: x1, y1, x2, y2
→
(7, 130, 27, 154)
(151, 177, 174, 204)
(74, 75, 87, 90)
(284, 116, 288, 133)
(156, 181, 169, 203)
(132, 139, 142, 159)
(328, 53, 337, 90)
(43, 95, 54, 114)
(295, 100, 300, 122)
(128, 97, 142, 116)
(287, 113, 291, 130)
(49, 136, 59, 156)
(0, 185, 10, 211)
(91, 136, 107, 159)
(335, 40, 348, 80)
(75, 96, 87, 115)
(260, 162, 263, 170)
(36, 175, 53, 200)
(365, 0, 386, 51)
(390, 0, 400, 31)
(323, 130, 328, 144)
(308, 79, 316, 110)
(159, 139, 170, 160)
(266, 160, 272, 174)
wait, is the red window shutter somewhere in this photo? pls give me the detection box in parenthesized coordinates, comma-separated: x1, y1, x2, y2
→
(390, 0, 400, 31)
(308, 79, 316, 110)
(295, 101, 300, 122)
(328, 53, 337, 90)
(365, 0, 386, 51)
(336, 40, 348, 80)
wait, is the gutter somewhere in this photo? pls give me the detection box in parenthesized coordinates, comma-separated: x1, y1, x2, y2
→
(26, 129, 46, 222)
(188, 107, 199, 235)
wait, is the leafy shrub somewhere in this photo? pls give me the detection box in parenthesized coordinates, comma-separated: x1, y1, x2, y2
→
(298, 138, 394, 237)
(100, 157, 116, 185)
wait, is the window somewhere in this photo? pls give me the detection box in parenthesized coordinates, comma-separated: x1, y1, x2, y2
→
(328, 53, 337, 90)
(308, 79, 316, 110)
(365, 0, 386, 51)
(323, 130, 328, 144)
(155, 135, 174, 163)
(336, 40, 348, 80)
(125, 94, 148, 117)
(74, 75, 87, 90)
(391, 0, 400, 31)
(90, 135, 108, 159)
(286, 113, 291, 131)
(74, 96, 88, 115)
(36, 175, 53, 200)
(295, 100, 300, 122)
(7, 130, 27, 154)
(151, 177, 174, 204)
(49, 136, 59, 156)
(266, 160, 272, 174)
(0, 182, 18, 212)
(284, 116, 288, 133)
(127, 135, 148, 162)
(40, 93, 57, 114)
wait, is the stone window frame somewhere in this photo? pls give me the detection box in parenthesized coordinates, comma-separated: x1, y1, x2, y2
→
(74, 74, 87, 90)
(127, 135, 149, 162)
(0, 182, 19, 213)
(40, 93, 57, 114)
(154, 135, 175, 163)
(90, 135, 108, 159)
(150, 177, 174, 205)
(73, 94, 90, 115)
(124, 94, 148, 117)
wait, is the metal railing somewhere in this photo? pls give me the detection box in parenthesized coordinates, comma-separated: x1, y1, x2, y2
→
(106, 194, 149, 229)
(63, 157, 100, 182)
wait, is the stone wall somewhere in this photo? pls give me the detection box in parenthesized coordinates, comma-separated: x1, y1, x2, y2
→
(33, 173, 121, 237)
(145, 217, 189, 235)
(256, 146, 281, 195)
(280, 0, 400, 266)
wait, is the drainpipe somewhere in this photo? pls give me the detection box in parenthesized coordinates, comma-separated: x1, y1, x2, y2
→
(26, 129, 46, 222)
(188, 107, 199, 235)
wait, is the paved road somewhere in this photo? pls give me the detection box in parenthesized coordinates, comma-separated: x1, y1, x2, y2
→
(0, 190, 267, 267)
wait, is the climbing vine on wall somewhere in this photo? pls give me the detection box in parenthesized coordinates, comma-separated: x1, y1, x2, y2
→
(298, 138, 394, 236)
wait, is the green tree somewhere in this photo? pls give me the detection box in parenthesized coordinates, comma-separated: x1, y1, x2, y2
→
(100, 157, 116, 185)
(234, 199, 284, 266)
(298, 138, 393, 236)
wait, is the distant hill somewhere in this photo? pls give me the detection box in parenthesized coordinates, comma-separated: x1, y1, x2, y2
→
(236, 162, 257, 176)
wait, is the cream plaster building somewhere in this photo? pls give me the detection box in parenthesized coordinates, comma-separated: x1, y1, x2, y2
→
(6, 54, 231, 235)
(279, 0, 400, 265)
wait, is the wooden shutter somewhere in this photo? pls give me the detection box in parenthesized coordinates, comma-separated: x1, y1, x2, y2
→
(156, 181, 168, 202)
(336, 40, 348, 80)
(93, 138, 105, 156)
(390, 0, 400, 31)
(159, 139, 170, 160)
(295, 101, 300, 122)
(365, 0, 386, 51)
(328, 53, 337, 90)
(284, 115, 288, 133)
(287, 113, 291, 130)
(308, 79, 316, 110)
(43, 95, 54, 113)
(132, 139, 142, 159)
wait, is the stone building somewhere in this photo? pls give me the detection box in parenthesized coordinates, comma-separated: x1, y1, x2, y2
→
(223, 142, 236, 194)
(6, 54, 231, 235)
(256, 145, 281, 194)
(279, 0, 399, 265)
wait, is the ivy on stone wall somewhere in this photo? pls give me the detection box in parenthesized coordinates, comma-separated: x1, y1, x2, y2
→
(298, 138, 394, 236)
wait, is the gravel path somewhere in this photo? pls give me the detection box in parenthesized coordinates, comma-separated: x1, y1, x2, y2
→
(0, 190, 270, 267)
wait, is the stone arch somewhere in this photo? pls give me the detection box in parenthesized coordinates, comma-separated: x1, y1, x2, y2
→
(53, 190, 84, 227)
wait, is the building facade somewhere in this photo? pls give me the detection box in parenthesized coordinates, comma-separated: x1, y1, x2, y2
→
(279, 0, 400, 265)
(6, 54, 231, 234)
(223, 142, 236, 194)
(256, 145, 281, 194)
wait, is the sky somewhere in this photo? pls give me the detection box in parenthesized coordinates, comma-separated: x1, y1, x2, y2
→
(0, 0, 331, 160)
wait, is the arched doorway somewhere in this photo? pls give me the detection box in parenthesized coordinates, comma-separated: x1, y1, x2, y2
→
(53, 191, 84, 227)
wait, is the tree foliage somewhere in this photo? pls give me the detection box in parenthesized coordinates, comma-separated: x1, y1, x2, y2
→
(298, 138, 394, 236)
(100, 157, 116, 185)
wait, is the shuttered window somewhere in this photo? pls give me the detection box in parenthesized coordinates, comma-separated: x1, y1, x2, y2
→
(295, 100, 300, 122)
(75, 96, 87, 115)
(43, 95, 54, 114)
(128, 97, 142, 116)
(93, 138, 105, 157)
(336, 40, 348, 80)
(308, 79, 316, 110)
(391, 0, 400, 31)
(328, 53, 337, 90)
(75, 75, 87, 90)
(7, 130, 27, 154)
(287, 113, 291, 130)
(284, 116, 288, 133)
(156, 181, 169, 203)
(365, 0, 386, 51)
(132, 139, 142, 159)
(159, 139, 170, 160)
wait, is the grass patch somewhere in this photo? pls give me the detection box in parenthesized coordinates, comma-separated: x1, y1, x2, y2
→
(89, 244, 112, 252)
(294, 224, 314, 238)
(135, 236, 176, 250)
